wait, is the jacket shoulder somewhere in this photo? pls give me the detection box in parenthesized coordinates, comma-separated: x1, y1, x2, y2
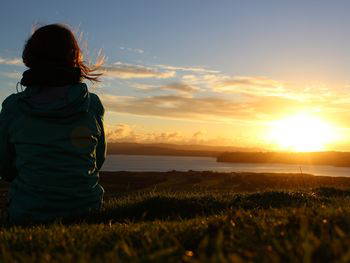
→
(89, 93, 105, 117)
(1, 93, 22, 114)
(0, 93, 22, 126)
(2, 93, 20, 107)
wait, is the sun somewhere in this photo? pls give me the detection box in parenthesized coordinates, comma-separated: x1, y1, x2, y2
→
(267, 113, 337, 152)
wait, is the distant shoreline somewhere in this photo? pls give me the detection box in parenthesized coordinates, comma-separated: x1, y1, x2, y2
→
(105, 143, 350, 167)
(217, 151, 350, 167)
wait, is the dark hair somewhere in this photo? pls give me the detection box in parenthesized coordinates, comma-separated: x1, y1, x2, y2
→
(22, 24, 103, 82)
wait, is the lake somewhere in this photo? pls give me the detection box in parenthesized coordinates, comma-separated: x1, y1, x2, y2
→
(102, 154, 350, 177)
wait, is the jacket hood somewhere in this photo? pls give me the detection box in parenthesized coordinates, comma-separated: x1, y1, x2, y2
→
(18, 83, 90, 118)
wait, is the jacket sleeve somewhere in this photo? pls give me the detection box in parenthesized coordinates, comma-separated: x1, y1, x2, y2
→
(0, 96, 18, 182)
(93, 94, 106, 170)
(96, 114, 106, 170)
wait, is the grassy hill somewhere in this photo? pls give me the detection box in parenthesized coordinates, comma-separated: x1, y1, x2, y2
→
(1, 171, 350, 262)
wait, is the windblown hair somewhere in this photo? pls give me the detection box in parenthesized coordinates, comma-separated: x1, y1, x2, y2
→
(22, 23, 103, 82)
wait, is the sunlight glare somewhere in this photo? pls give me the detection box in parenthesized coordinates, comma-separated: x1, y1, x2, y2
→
(268, 113, 337, 152)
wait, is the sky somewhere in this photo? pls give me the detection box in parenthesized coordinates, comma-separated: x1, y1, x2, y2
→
(1, 0, 350, 150)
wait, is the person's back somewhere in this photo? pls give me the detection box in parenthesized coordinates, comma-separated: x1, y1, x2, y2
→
(0, 24, 106, 224)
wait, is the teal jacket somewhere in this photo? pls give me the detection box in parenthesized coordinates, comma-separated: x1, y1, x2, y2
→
(0, 83, 106, 224)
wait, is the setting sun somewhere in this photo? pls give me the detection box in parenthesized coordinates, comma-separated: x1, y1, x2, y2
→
(268, 113, 338, 152)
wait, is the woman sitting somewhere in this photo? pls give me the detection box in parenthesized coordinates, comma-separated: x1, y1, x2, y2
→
(0, 24, 106, 224)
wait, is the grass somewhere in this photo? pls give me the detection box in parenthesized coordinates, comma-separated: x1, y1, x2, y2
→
(1, 171, 350, 262)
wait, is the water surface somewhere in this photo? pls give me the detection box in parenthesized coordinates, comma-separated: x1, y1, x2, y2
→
(102, 154, 350, 177)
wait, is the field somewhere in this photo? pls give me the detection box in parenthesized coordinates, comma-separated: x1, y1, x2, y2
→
(1, 171, 350, 262)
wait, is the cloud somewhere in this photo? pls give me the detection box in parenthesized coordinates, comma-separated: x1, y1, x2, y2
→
(182, 74, 198, 82)
(181, 73, 229, 90)
(128, 82, 155, 91)
(213, 76, 287, 98)
(156, 64, 219, 73)
(98, 61, 350, 130)
(105, 123, 184, 143)
(119, 47, 144, 54)
(0, 71, 21, 79)
(105, 123, 136, 141)
(181, 73, 321, 101)
(0, 57, 23, 66)
(101, 93, 304, 123)
(162, 83, 199, 93)
(101, 62, 175, 79)
(105, 123, 231, 145)
(131, 82, 199, 94)
(99, 61, 220, 81)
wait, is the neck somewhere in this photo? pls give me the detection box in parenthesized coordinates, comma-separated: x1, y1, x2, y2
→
(20, 66, 81, 87)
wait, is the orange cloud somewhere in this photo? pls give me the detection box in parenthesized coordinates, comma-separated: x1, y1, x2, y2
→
(105, 123, 238, 145)
(214, 76, 285, 96)
(100, 93, 305, 123)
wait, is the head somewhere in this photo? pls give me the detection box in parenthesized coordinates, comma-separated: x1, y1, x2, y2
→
(22, 23, 102, 82)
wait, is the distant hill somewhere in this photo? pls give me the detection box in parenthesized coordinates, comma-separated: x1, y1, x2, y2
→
(106, 143, 350, 167)
(217, 151, 350, 167)
(106, 142, 262, 157)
